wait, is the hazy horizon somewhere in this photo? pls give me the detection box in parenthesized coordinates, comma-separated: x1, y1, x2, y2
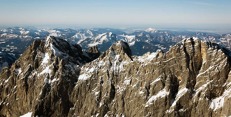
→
(1, 0, 231, 33)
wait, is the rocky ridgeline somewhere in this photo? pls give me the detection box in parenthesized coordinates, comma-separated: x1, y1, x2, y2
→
(0, 37, 231, 117)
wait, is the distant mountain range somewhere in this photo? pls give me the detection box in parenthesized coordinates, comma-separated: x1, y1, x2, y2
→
(0, 27, 231, 70)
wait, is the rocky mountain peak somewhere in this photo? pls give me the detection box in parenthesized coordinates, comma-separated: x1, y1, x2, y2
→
(0, 37, 231, 117)
(44, 36, 81, 60)
(115, 41, 132, 57)
(86, 46, 100, 60)
(0, 36, 98, 116)
(101, 41, 132, 61)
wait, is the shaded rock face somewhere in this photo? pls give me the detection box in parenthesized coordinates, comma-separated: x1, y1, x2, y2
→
(0, 37, 231, 117)
(86, 46, 101, 61)
(0, 52, 16, 71)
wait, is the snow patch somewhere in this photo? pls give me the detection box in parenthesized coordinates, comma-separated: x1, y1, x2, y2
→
(194, 80, 213, 98)
(210, 86, 231, 110)
(122, 35, 135, 41)
(45, 36, 65, 57)
(41, 53, 50, 65)
(210, 96, 224, 110)
(167, 88, 188, 113)
(39, 66, 52, 76)
(120, 35, 136, 46)
(197, 66, 216, 77)
(119, 61, 128, 72)
(151, 77, 161, 85)
(110, 55, 129, 72)
(44, 78, 50, 84)
(20, 112, 32, 117)
(124, 79, 131, 85)
(95, 33, 108, 43)
(139, 90, 145, 95)
(15, 68, 22, 74)
(145, 89, 169, 107)
(171, 88, 188, 107)
(223, 86, 231, 98)
(50, 43, 63, 56)
(137, 52, 157, 63)
(95, 91, 100, 96)
(48, 30, 61, 37)
(98, 61, 105, 67)
(88, 67, 96, 73)
(88, 42, 100, 47)
(129, 41, 135, 46)
(78, 73, 90, 80)
(145, 28, 156, 33)
(20, 30, 29, 35)
(87, 32, 109, 47)
(51, 78, 59, 83)
(4, 78, 9, 83)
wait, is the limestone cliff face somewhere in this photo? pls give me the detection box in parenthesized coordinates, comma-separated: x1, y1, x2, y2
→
(0, 36, 94, 117)
(68, 38, 231, 117)
(0, 37, 231, 117)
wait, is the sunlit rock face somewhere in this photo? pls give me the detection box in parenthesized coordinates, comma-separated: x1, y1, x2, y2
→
(0, 37, 231, 117)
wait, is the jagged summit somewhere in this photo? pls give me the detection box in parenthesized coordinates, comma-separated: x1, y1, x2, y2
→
(43, 36, 99, 64)
(86, 45, 101, 60)
(44, 36, 83, 61)
(72, 38, 231, 116)
(77, 41, 133, 82)
(45, 35, 74, 57)
(0, 37, 231, 117)
(0, 36, 99, 116)
(103, 41, 132, 60)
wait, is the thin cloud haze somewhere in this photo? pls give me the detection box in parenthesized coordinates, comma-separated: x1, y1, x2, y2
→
(0, 0, 230, 31)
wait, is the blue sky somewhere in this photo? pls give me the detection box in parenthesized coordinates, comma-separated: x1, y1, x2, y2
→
(0, 0, 231, 30)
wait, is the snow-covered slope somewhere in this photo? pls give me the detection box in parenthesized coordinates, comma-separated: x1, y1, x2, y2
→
(1, 27, 231, 72)
(1, 27, 230, 56)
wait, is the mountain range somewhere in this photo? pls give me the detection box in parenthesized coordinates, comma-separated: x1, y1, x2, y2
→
(0, 27, 231, 72)
(0, 35, 231, 116)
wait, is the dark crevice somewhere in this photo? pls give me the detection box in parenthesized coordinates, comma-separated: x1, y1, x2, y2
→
(23, 65, 32, 94)
(169, 75, 179, 104)
(145, 83, 150, 99)
(109, 83, 116, 102)
(190, 38, 195, 55)
(183, 40, 190, 70)
(100, 83, 116, 117)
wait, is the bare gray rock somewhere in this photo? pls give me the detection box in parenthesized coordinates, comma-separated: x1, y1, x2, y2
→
(0, 37, 231, 117)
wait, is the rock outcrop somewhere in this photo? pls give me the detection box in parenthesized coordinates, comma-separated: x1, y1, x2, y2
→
(86, 46, 101, 61)
(0, 36, 95, 117)
(0, 37, 231, 117)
